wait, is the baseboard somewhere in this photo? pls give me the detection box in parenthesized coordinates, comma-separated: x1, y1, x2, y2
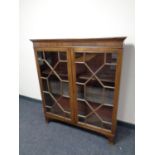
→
(19, 94, 42, 104)
(117, 120, 135, 129)
(19, 95, 135, 130)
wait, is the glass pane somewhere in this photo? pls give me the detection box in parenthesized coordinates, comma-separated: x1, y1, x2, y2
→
(62, 82, 69, 97)
(95, 106, 112, 123)
(37, 51, 71, 119)
(78, 100, 91, 121)
(75, 53, 84, 62)
(44, 92, 65, 117)
(45, 52, 58, 67)
(75, 52, 117, 130)
(44, 92, 55, 107)
(86, 53, 105, 72)
(75, 63, 92, 83)
(58, 97, 71, 113)
(55, 62, 68, 80)
(59, 52, 67, 60)
(106, 53, 117, 64)
(96, 65, 116, 88)
(42, 79, 48, 91)
(85, 114, 102, 127)
(49, 74, 61, 100)
(77, 84, 84, 99)
(37, 51, 43, 60)
(85, 79, 114, 105)
(37, 51, 51, 77)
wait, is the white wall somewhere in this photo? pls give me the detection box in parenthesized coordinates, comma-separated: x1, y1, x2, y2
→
(20, 0, 135, 124)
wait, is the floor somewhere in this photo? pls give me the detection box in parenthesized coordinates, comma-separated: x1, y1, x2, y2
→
(19, 97, 135, 155)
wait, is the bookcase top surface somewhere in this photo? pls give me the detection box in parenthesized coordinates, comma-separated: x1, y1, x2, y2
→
(31, 37, 126, 42)
(31, 37, 126, 49)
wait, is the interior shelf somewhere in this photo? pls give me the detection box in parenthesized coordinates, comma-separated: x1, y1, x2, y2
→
(41, 69, 68, 79)
(78, 72, 115, 83)
(75, 54, 96, 62)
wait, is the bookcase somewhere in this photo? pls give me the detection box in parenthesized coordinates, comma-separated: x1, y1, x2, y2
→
(31, 37, 126, 143)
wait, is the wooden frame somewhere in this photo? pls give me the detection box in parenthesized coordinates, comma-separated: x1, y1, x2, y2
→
(31, 37, 126, 143)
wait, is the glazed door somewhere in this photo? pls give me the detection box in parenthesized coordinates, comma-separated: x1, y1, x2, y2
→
(35, 49, 73, 122)
(72, 48, 119, 131)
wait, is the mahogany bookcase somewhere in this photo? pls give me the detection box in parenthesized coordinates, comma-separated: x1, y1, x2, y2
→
(31, 37, 126, 143)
